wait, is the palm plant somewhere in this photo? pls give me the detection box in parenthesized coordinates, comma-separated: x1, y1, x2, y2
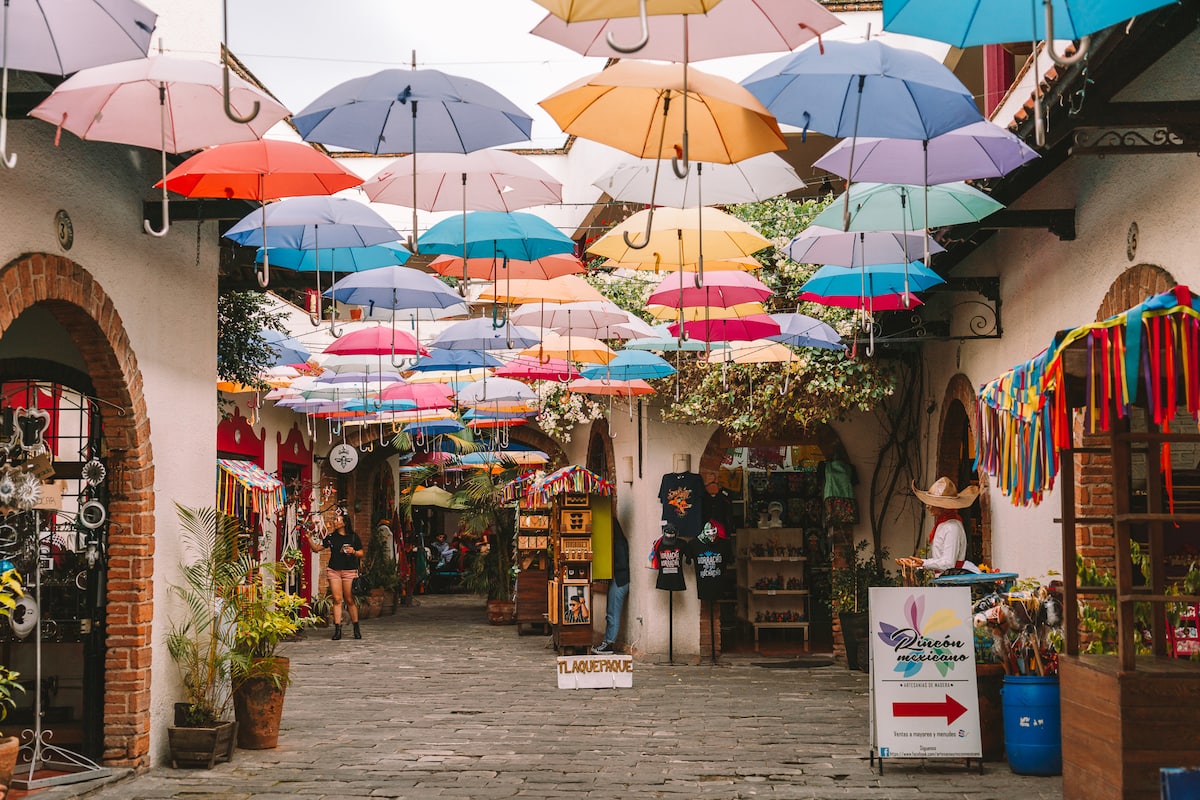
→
(456, 460, 522, 602)
(0, 565, 25, 733)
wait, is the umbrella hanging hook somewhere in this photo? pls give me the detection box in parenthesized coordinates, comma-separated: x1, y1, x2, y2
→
(605, 0, 649, 54)
(256, 193, 270, 286)
(1044, 0, 1090, 67)
(221, 2, 259, 124)
(671, 34, 691, 179)
(0, 0, 16, 169)
(144, 85, 170, 237)
(491, 302, 508, 330)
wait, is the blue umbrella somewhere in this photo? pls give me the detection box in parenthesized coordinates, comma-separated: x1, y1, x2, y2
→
(260, 329, 311, 366)
(799, 262, 945, 298)
(293, 68, 533, 252)
(404, 419, 466, 437)
(741, 40, 981, 141)
(430, 317, 541, 351)
(580, 350, 676, 381)
(409, 349, 503, 372)
(225, 197, 402, 335)
(766, 313, 844, 351)
(421, 211, 575, 262)
(323, 266, 463, 312)
(256, 243, 410, 272)
(624, 323, 724, 353)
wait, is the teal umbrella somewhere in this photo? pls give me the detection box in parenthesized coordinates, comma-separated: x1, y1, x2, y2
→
(810, 182, 1003, 232)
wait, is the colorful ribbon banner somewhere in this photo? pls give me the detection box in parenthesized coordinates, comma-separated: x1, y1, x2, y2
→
(524, 465, 614, 506)
(217, 458, 286, 523)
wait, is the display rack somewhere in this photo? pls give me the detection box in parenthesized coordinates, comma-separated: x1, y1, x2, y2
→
(515, 504, 551, 634)
(736, 527, 810, 651)
(551, 493, 594, 653)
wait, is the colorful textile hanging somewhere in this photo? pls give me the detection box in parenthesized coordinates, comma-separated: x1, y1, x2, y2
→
(977, 286, 1199, 506)
(524, 465, 614, 506)
(217, 458, 286, 523)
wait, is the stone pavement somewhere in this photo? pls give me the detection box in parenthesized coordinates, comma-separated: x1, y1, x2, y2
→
(44, 594, 1062, 800)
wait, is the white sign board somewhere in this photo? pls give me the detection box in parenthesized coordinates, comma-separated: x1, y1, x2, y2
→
(869, 586, 981, 760)
(557, 655, 633, 689)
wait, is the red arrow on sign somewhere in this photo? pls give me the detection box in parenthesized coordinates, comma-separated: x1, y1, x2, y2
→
(893, 695, 968, 725)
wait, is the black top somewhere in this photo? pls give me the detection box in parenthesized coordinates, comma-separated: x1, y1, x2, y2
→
(658, 471, 706, 539)
(654, 535, 687, 592)
(322, 531, 362, 571)
(612, 522, 630, 588)
(688, 537, 729, 601)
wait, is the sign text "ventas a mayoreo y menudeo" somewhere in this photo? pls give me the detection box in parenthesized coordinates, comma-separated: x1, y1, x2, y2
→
(556, 655, 634, 689)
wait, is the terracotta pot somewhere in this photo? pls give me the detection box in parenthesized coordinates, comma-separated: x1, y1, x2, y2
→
(487, 599, 516, 625)
(0, 735, 19, 789)
(233, 657, 289, 750)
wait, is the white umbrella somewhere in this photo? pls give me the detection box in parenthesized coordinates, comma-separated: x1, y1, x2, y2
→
(593, 152, 804, 208)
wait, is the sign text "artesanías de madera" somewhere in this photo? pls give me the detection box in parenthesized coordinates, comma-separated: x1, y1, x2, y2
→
(556, 655, 634, 689)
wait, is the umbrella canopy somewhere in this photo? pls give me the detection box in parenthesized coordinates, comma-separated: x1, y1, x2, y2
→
(531, 0, 839, 62)
(261, 329, 311, 366)
(799, 262, 946, 298)
(624, 324, 724, 352)
(519, 332, 617, 365)
(323, 326, 423, 357)
(813, 121, 1039, 186)
(540, 61, 786, 164)
(478, 276, 606, 305)
(409, 349, 503, 372)
(606, 255, 763, 273)
(456, 377, 539, 409)
(766, 313, 844, 350)
(323, 266, 463, 311)
(379, 382, 456, 411)
(800, 292, 924, 311)
(647, 271, 772, 308)
(568, 378, 655, 397)
(810, 182, 1004, 231)
(533, 0, 726, 22)
(427, 253, 585, 281)
(495, 355, 581, 382)
(508, 300, 628, 333)
(588, 206, 771, 265)
(604, 313, 660, 340)
(158, 139, 361, 199)
(580, 350, 675, 380)
(430, 317, 541, 351)
(421, 211, 576, 262)
(647, 302, 767, 321)
(404, 419, 466, 437)
(408, 486, 462, 508)
(362, 149, 562, 212)
(460, 450, 549, 466)
(882, 0, 1177, 48)
(256, 243, 411, 272)
(741, 39, 982, 140)
(293, 68, 533, 155)
(225, 196, 402, 250)
(668, 314, 781, 342)
(703, 339, 798, 364)
(787, 226, 945, 267)
(592, 152, 804, 208)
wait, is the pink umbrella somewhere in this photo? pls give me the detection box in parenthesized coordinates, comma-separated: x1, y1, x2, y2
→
(798, 292, 925, 311)
(668, 314, 781, 342)
(362, 149, 562, 212)
(496, 355, 581, 382)
(648, 271, 773, 309)
(323, 326, 423, 357)
(379, 382, 456, 411)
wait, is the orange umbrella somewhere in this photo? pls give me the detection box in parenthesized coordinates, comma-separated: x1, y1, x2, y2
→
(427, 253, 585, 281)
(519, 332, 616, 365)
(646, 302, 766, 321)
(568, 378, 655, 397)
(606, 255, 762, 273)
(478, 275, 606, 304)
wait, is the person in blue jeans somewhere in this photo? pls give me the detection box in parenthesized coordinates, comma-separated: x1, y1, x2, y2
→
(593, 518, 630, 654)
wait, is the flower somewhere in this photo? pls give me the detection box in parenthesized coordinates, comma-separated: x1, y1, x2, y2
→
(534, 382, 604, 443)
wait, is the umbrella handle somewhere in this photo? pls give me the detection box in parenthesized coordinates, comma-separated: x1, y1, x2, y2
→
(329, 313, 344, 339)
(144, 108, 169, 237)
(1044, 0, 1090, 66)
(671, 141, 689, 179)
(605, 0, 649, 54)
(256, 250, 270, 288)
(0, 4, 16, 169)
(622, 207, 654, 250)
(358, 438, 374, 454)
(491, 303, 508, 329)
(222, 62, 259, 124)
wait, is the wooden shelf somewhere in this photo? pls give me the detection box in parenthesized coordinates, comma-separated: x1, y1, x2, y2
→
(741, 556, 807, 563)
(752, 622, 810, 629)
(748, 589, 808, 596)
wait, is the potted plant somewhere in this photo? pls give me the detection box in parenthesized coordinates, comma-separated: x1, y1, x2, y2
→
(828, 540, 896, 672)
(164, 505, 240, 768)
(228, 559, 319, 750)
(456, 463, 521, 624)
(0, 563, 25, 787)
(360, 523, 399, 617)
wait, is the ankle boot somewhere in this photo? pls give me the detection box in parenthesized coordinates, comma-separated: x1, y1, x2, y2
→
(332, 624, 343, 641)
(352, 622, 362, 640)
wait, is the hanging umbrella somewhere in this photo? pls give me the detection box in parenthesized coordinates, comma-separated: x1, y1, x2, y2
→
(766, 313, 844, 351)
(293, 67, 534, 253)
(646, 302, 767, 322)
(261, 329, 311, 366)
(495, 356, 581, 382)
(378, 382, 456, 411)
(409, 349, 503, 373)
(404, 419, 466, 437)
(703, 339, 798, 364)
(800, 293, 924, 311)
(588, 206, 771, 267)
(606, 256, 763, 273)
(568, 378, 656, 397)
(427, 253, 584, 281)
(29, 53, 289, 234)
(322, 326, 423, 358)
(456, 378, 539, 411)
(532, 0, 727, 53)
(223, 197, 403, 330)
(810, 182, 1004, 232)
(580, 350, 675, 381)
(421, 211, 575, 262)
(0, 0, 158, 168)
(624, 324, 723, 352)
(409, 486, 462, 508)
(668, 314, 780, 342)
(592, 153, 804, 208)
(362, 149, 561, 212)
(519, 332, 617, 365)
(430, 317, 541, 351)
(477, 276, 606, 305)
(509, 300, 628, 333)
(256, 243, 411, 273)
(787, 226, 945, 267)
(647, 271, 772, 309)
(799, 262, 945, 298)
(461, 450, 549, 467)
(605, 313, 659, 341)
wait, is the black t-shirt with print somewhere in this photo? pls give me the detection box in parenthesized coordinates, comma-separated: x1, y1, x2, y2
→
(658, 471, 706, 539)
(654, 535, 687, 592)
(688, 538, 729, 601)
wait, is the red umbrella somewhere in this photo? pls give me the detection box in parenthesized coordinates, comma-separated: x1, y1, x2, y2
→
(798, 292, 925, 311)
(426, 253, 585, 281)
(158, 139, 365, 287)
(496, 355, 581, 382)
(668, 314, 781, 342)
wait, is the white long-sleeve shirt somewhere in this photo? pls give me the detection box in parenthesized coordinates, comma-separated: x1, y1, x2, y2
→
(922, 518, 967, 574)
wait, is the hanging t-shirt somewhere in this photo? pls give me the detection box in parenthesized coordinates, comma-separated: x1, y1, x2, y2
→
(688, 537, 728, 601)
(654, 535, 687, 591)
(704, 487, 738, 535)
(659, 471, 706, 538)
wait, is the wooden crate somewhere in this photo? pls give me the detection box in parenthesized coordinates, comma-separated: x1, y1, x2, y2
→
(559, 509, 592, 533)
(516, 567, 548, 625)
(518, 514, 549, 530)
(518, 535, 548, 550)
(560, 536, 592, 561)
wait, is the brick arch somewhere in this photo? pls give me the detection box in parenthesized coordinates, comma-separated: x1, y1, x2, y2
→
(697, 422, 846, 496)
(586, 418, 615, 486)
(0, 252, 153, 767)
(936, 373, 992, 564)
(1096, 263, 1176, 320)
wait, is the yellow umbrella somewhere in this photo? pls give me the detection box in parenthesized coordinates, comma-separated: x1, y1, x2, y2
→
(589, 206, 771, 265)
(540, 62, 783, 166)
(646, 301, 766, 321)
(478, 275, 606, 304)
(520, 331, 617, 365)
(703, 339, 797, 364)
(606, 255, 762, 272)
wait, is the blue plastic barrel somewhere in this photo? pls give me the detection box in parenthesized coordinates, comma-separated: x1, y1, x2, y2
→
(1001, 675, 1062, 776)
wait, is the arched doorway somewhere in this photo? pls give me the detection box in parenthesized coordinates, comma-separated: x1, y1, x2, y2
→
(0, 254, 153, 768)
(935, 374, 989, 566)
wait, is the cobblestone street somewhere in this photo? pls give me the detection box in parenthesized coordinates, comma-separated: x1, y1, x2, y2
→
(41, 595, 1062, 800)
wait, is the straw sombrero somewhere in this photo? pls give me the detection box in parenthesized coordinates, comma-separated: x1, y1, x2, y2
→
(912, 477, 980, 509)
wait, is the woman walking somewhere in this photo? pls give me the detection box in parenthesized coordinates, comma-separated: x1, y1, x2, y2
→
(310, 511, 363, 640)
